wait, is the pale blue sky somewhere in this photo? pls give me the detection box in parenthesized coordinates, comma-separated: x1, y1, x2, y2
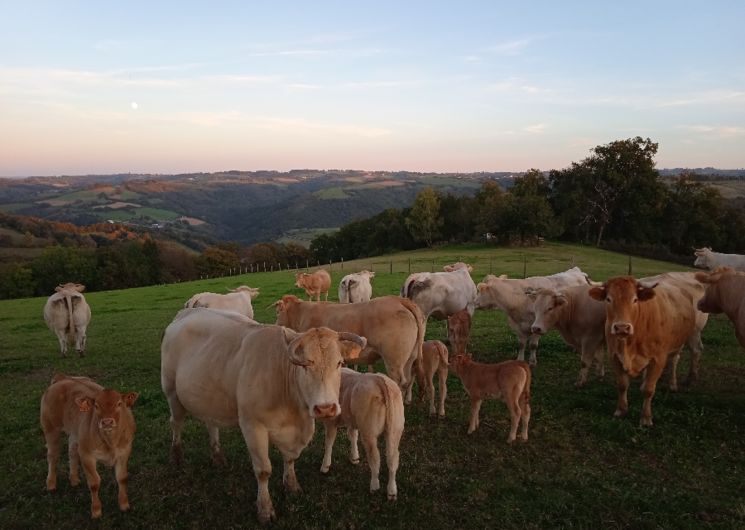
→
(1, 1, 743, 176)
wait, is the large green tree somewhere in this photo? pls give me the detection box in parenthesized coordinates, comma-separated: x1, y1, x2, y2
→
(405, 187, 443, 247)
(505, 169, 558, 243)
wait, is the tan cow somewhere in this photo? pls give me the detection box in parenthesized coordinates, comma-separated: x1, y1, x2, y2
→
(295, 269, 331, 301)
(320, 368, 404, 500)
(415, 340, 449, 417)
(338, 270, 375, 303)
(401, 262, 477, 318)
(43, 283, 91, 356)
(589, 275, 704, 426)
(274, 295, 425, 401)
(693, 247, 745, 271)
(447, 308, 471, 356)
(528, 284, 607, 387)
(184, 285, 260, 319)
(40, 374, 139, 519)
(448, 355, 531, 442)
(161, 308, 365, 524)
(696, 267, 745, 349)
(475, 267, 590, 365)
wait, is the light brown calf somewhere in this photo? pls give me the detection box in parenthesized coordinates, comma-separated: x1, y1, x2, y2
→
(448, 355, 531, 442)
(447, 308, 471, 356)
(40, 374, 139, 519)
(415, 340, 449, 417)
(295, 269, 331, 301)
(320, 368, 405, 500)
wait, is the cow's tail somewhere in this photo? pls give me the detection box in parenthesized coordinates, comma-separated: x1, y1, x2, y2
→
(435, 340, 449, 366)
(64, 295, 75, 335)
(374, 374, 404, 470)
(520, 361, 532, 407)
(399, 298, 425, 368)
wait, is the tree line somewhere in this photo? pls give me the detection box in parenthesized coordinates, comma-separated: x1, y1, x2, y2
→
(310, 137, 745, 263)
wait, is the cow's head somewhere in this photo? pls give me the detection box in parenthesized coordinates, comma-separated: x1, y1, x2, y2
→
(443, 262, 473, 273)
(527, 288, 567, 335)
(589, 276, 657, 339)
(294, 272, 308, 288)
(231, 285, 260, 299)
(360, 270, 375, 279)
(272, 295, 302, 325)
(75, 389, 138, 433)
(55, 282, 86, 293)
(474, 275, 506, 309)
(448, 353, 473, 375)
(695, 267, 733, 313)
(693, 247, 713, 270)
(282, 327, 366, 419)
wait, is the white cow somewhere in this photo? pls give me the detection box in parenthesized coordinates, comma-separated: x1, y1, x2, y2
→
(184, 285, 260, 319)
(161, 308, 366, 524)
(338, 270, 375, 303)
(400, 262, 477, 318)
(43, 283, 91, 356)
(475, 267, 590, 365)
(320, 368, 404, 500)
(693, 247, 745, 271)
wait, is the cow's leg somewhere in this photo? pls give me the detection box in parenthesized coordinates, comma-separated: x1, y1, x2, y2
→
(685, 331, 703, 385)
(75, 326, 87, 356)
(240, 422, 275, 524)
(519, 391, 531, 442)
(437, 366, 448, 418)
(594, 345, 606, 378)
(516, 334, 527, 361)
(385, 422, 403, 501)
(275, 441, 302, 494)
(426, 369, 436, 415)
(576, 345, 594, 387)
(640, 359, 665, 427)
(68, 439, 80, 486)
(207, 423, 226, 466)
(43, 426, 61, 491)
(81, 455, 103, 519)
(467, 398, 483, 434)
(361, 431, 381, 493)
(611, 356, 629, 418)
(55, 330, 68, 356)
(114, 452, 131, 512)
(164, 390, 187, 465)
(348, 428, 361, 464)
(320, 421, 337, 473)
(667, 350, 681, 392)
(506, 397, 521, 443)
(527, 334, 540, 366)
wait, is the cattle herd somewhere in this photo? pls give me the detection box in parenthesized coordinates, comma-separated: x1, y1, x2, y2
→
(37, 249, 745, 523)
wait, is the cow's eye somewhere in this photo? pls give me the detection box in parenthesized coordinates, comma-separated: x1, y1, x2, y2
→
(632, 297, 638, 304)
(338, 360, 345, 368)
(605, 297, 611, 303)
(117, 401, 123, 408)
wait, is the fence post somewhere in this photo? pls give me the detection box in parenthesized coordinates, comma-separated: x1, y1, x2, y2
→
(263, 262, 266, 272)
(490, 257, 493, 275)
(341, 257, 344, 270)
(523, 254, 527, 279)
(431, 259, 435, 272)
(408, 258, 411, 274)
(628, 255, 632, 275)
(389, 260, 393, 274)
(306, 259, 309, 271)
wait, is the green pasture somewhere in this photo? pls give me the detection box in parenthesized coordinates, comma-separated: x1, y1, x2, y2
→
(0, 243, 743, 529)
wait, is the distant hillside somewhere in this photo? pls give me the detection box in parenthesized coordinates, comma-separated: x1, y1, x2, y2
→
(0, 170, 516, 246)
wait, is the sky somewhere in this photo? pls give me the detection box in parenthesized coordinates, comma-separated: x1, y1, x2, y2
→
(0, 1, 743, 177)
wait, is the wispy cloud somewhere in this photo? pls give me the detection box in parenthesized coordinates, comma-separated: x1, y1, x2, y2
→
(679, 125, 745, 138)
(524, 123, 548, 134)
(487, 37, 534, 56)
(254, 117, 391, 138)
(202, 74, 281, 84)
(284, 83, 323, 91)
(343, 80, 420, 89)
(487, 77, 552, 95)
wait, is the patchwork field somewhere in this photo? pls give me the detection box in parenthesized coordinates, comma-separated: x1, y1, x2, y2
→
(0, 243, 743, 529)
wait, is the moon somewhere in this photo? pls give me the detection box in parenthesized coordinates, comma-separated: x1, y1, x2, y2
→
(130, 101, 138, 110)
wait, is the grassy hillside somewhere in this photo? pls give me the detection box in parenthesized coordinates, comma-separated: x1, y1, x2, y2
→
(1, 243, 743, 529)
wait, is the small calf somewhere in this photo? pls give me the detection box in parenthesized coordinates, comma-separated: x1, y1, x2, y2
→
(40, 374, 139, 519)
(449, 355, 531, 442)
(447, 308, 472, 356)
(415, 340, 449, 417)
(320, 368, 405, 500)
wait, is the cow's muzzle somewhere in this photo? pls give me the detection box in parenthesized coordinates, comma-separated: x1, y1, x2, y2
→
(99, 418, 116, 431)
(312, 403, 339, 419)
(611, 322, 633, 337)
(530, 325, 545, 335)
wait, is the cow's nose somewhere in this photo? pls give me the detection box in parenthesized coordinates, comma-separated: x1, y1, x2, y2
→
(531, 325, 543, 335)
(313, 403, 338, 418)
(100, 418, 116, 428)
(612, 322, 633, 336)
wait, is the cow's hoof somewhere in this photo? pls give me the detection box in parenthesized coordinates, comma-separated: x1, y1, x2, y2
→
(640, 417, 653, 427)
(387, 493, 397, 501)
(119, 502, 130, 512)
(438, 413, 446, 419)
(70, 478, 80, 487)
(258, 508, 276, 525)
(320, 466, 330, 474)
(170, 444, 184, 466)
(613, 409, 628, 418)
(349, 458, 360, 465)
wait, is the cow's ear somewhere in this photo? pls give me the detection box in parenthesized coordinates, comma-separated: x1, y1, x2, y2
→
(75, 397, 93, 412)
(337, 332, 367, 361)
(123, 392, 139, 408)
(249, 288, 260, 300)
(637, 284, 657, 301)
(284, 328, 311, 366)
(588, 286, 606, 301)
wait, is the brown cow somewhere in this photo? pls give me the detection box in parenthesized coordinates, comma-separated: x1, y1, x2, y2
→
(295, 269, 331, 301)
(320, 368, 405, 500)
(448, 355, 531, 442)
(447, 308, 471, 356)
(415, 340, 449, 417)
(696, 267, 745, 348)
(589, 275, 703, 426)
(40, 374, 139, 519)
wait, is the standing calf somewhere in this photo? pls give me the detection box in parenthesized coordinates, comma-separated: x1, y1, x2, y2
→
(40, 374, 139, 519)
(447, 308, 472, 356)
(43, 283, 91, 356)
(448, 355, 531, 442)
(320, 369, 405, 500)
(415, 340, 449, 417)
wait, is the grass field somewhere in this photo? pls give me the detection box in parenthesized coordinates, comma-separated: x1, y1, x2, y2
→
(1, 243, 743, 529)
